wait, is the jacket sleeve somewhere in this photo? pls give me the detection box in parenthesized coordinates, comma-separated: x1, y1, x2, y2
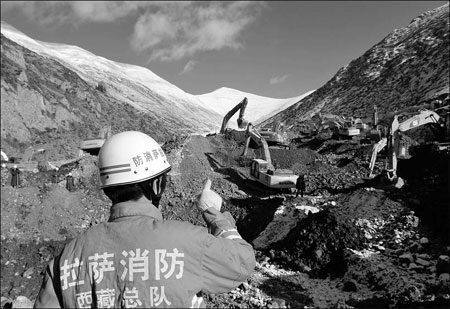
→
(33, 258, 62, 309)
(200, 207, 256, 294)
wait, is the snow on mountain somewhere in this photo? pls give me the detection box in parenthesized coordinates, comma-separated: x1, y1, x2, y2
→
(0, 21, 222, 134)
(1, 21, 317, 135)
(196, 87, 315, 129)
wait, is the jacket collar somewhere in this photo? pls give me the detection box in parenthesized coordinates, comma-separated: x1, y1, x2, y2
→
(108, 199, 163, 222)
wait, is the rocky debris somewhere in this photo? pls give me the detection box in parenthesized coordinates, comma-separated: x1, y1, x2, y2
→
(267, 206, 366, 278)
(0, 296, 33, 309)
(12, 296, 33, 308)
(1, 133, 449, 308)
(253, 201, 322, 250)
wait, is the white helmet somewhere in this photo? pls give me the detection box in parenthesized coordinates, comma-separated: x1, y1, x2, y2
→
(98, 131, 171, 188)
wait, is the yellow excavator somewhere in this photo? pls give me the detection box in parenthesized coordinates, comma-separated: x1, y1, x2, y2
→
(242, 124, 298, 189)
(367, 109, 447, 187)
(220, 98, 249, 134)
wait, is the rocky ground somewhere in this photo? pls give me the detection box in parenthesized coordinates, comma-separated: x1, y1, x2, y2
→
(1, 132, 449, 308)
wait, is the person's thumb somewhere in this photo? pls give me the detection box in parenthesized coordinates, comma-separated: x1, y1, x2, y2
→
(197, 178, 222, 212)
(203, 179, 212, 192)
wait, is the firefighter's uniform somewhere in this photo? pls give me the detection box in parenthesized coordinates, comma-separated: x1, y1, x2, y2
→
(34, 200, 256, 308)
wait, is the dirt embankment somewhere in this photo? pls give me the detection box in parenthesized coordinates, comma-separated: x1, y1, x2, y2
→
(1, 133, 449, 308)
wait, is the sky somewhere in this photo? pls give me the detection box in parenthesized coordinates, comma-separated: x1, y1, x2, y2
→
(1, 1, 447, 99)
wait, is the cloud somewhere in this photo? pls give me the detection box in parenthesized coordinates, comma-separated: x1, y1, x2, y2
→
(1, 1, 266, 62)
(1, 1, 73, 28)
(180, 60, 198, 75)
(1, 1, 145, 26)
(270, 74, 290, 85)
(131, 2, 266, 62)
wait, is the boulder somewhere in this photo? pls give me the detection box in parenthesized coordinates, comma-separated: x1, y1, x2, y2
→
(399, 253, 414, 264)
(12, 296, 33, 308)
(415, 258, 431, 267)
(436, 255, 450, 274)
(419, 237, 429, 245)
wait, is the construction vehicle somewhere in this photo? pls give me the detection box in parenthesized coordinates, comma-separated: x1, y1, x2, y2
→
(352, 117, 369, 131)
(259, 121, 291, 148)
(338, 116, 361, 138)
(367, 109, 447, 187)
(79, 125, 111, 156)
(296, 122, 319, 139)
(220, 98, 249, 134)
(362, 105, 383, 143)
(3, 145, 55, 172)
(242, 124, 298, 189)
(310, 113, 360, 139)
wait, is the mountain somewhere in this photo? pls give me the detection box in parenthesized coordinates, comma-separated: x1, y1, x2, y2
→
(195, 87, 314, 129)
(1, 21, 224, 157)
(260, 3, 449, 130)
(0, 20, 316, 159)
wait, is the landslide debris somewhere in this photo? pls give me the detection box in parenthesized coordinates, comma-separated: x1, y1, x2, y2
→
(1, 132, 449, 308)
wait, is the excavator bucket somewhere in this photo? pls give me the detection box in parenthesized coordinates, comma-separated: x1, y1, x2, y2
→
(237, 118, 249, 129)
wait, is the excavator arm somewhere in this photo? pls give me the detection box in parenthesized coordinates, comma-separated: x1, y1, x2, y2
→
(397, 110, 440, 132)
(220, 97, 249, 134)
(374, 109, 441, 181)
(368, 137, 387, 178)
(242, 124, 273, 170)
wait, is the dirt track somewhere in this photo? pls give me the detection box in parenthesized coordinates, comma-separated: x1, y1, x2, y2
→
(1, 133, 449, 308)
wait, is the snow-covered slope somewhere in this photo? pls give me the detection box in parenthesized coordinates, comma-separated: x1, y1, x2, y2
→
(0, 21, 222, 134)
(196, 87, 314, 129)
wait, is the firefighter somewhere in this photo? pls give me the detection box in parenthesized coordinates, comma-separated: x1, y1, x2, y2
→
(52, 168, 60, 184)
(65, 172, 74, 192)
(34, 131, 256, 308)
(296, 174, 306, 197)
(10, 165, 20, 188)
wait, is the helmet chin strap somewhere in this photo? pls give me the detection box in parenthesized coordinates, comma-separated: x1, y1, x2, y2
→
(140, 173, 167, 208)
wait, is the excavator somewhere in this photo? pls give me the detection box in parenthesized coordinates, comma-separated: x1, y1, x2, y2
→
(219, 97, 249, 134)
(367, 109, 447, 188)
(362, 105, 383, 143)
(242, 124, 298, 189)
(79, 125, 111, 156)
(337, 117, 361, 138)
(310, 113, 360, 139)
(3, 145, 56, 172)
(259, 121, 291, 148)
